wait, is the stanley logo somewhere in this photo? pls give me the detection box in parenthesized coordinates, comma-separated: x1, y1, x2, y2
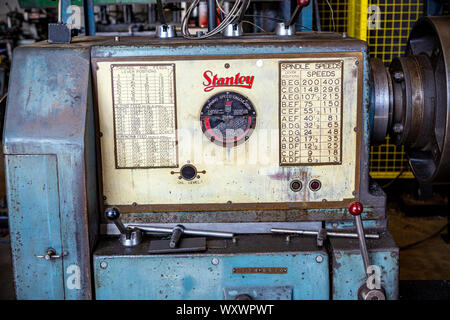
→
(203, 70, 255, 92)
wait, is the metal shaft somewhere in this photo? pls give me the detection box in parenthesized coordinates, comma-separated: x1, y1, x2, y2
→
(271, 228, 379, 239)
(169, 226, 184, 248)
(113, 219, 128, 235)
(58, 0, 63, 24)
(354, 214, 370, 276)
(207, 0, 216, 32)
(127, 225, 234, 238)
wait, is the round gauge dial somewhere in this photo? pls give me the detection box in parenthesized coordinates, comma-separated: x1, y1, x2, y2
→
(200, 91, 257, 147)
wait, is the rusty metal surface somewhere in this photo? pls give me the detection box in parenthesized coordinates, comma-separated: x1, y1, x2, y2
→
(93, 234, 329, 299)
(3, 46, 97, 299)
(330, 231, 399, 300)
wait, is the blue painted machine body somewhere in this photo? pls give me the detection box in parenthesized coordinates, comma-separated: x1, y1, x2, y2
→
(3, 33, 398, 300)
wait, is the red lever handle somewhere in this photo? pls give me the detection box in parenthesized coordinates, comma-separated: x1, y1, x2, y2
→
(297, 0, 310, 7)
(349, 201, 363, 216)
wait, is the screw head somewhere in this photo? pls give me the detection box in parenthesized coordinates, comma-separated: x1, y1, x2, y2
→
(211, 258, 219, 265)
(100, 261, 108, 269)
(393, 71, 404, 82)
(393, 123, 404, 133)
(316, 255, 323, 263)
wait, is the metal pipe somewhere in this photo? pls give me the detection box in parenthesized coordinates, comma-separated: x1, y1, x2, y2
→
(128, 225, 234, 238)
(327, 231, 379, 239)
(207, 0, 216, 32)
(83, 0, 96, 36)
(113, 218, 128, 235)
(354, 215, 371, 276)
(271, 228, 379, 239)
(58, 0, 63, 24)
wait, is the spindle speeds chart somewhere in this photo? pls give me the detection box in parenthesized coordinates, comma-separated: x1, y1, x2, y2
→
(279, 60, 343, 165)
(111, 64, 178, 168)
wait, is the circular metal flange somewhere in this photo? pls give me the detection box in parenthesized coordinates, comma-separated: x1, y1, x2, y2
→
(223, 23, 242, 37)
(392, 16, 450, 183)
(358, 284, 386, 300)
(370, 58, 393, 143)
(120, 229, 142, 247)
(274, 23, 295, 36)
(156, 24, 177, 38)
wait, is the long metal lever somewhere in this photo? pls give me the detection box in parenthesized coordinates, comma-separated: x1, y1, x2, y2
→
(349, 202, 386, 300)
(286, 0, 311, 26)
(271, 226, 379, 248)
(271, 228, 379, 239)
(127, 224, 234, 238)
(105, 207, 234, 248)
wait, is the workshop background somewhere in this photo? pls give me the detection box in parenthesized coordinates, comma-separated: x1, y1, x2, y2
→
(0, 0, 449, 300)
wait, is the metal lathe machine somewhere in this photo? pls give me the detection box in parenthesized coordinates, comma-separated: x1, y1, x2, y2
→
(3, 0, 450, 299)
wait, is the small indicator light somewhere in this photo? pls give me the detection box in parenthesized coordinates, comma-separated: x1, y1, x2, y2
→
(309, 179, 321, 191)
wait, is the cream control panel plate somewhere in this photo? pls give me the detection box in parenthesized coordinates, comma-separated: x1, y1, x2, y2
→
(94, 54, 361, 210)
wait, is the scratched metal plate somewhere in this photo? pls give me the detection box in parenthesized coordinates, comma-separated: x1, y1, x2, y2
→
(95, 55, 360, 207)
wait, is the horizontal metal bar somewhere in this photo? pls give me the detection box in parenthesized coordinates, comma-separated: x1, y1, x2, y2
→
(127, 224, 234, 238)
(271, 228, 379, 239)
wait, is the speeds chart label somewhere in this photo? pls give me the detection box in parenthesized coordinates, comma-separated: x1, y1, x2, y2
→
(279, 60, 343, 165)
(111, 64, 178, 168)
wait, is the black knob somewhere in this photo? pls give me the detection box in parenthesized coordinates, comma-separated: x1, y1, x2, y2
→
(235, 294, 252, 300)
(105, 207, 127, 234)
(105, 207, 120, 220)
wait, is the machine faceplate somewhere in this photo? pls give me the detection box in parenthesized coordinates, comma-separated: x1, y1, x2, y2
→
(94, 54, 361, 210)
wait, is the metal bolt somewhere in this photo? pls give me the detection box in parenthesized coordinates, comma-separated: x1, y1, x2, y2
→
(393, 71, 404, 82)
(114, 36, 120, 42)
(393, 123, 404, 133)
(332, 223, 339, 228)
(100, 261, 108, 269)
(232, 237, 237, 244)
(316, 255, 324, 263)
(211, 258, 219, 265)
(342, 32, 347, 38)
(285, 235, 291, 242)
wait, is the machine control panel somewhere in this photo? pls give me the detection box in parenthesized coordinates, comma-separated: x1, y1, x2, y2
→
(94, 54, 361, 211)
